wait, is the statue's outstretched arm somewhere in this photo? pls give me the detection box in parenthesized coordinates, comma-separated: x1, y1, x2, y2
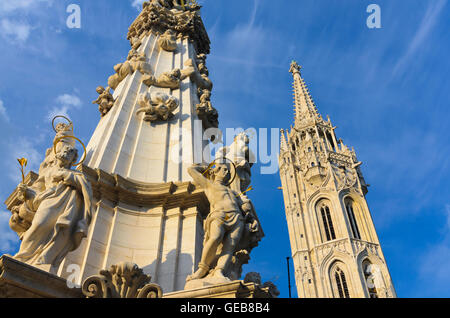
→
(187, 164, 210, 189)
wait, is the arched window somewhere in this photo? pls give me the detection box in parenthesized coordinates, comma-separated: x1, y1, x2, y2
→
(317, 201, 336, 241)
(334, 267, 350, 298)
(345, 199, 361, 240)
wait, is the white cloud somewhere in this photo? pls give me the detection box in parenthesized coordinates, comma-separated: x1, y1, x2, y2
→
(46, 94, 82, 122)
(0, 0, 53, 13)
(131, 0, 146, 11)
(394, 0, 447, 76)
(0, 211, 19, 254)
(0, 18, 31, 43)
(0, 99, 10, 122)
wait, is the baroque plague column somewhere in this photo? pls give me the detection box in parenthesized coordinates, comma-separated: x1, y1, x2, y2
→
(2, 1, 271, 298)
(279, 61, 396, 298)
(59, 1, 216, 294)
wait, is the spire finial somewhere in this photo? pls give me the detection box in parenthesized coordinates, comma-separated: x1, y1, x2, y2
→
(289, 60, 302, 76)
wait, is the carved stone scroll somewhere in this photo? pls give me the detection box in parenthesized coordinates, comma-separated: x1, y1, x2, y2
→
(82, 262, 162, 298)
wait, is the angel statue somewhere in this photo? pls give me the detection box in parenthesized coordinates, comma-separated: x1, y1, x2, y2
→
(92, 86, 115, 117)
(11, 123, 93, 273)
(185, 161, 263, 287)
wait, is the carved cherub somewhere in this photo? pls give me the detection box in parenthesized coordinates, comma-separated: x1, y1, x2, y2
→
(92, 86, 115, 117)
(196, 88, 218, 130)
(196, 53, 209, 76)
(142, 68, 187, 89)
(108, 62, 133, 90)
(136, 92, 179, 122)
(158, 29, 178, 52)
(196, 88, 212, 112)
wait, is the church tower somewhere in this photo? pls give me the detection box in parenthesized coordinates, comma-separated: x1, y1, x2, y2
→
(279, 61, 396, 298)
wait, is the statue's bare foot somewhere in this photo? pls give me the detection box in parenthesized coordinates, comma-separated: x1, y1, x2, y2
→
(186, 264, 209, 282)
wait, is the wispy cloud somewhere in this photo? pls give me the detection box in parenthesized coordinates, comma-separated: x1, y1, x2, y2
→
(0, 99, 10, 122)
(46, 93, 82, 122)
(418, 205, 450, 295)
(0, 0, 53, 13)
(0, 18, 31, 43)
(393, 0, 447, 76)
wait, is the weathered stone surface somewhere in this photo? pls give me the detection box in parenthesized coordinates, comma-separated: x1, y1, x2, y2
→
(0, 255, 83, 298)
(127, 1, 210, 55)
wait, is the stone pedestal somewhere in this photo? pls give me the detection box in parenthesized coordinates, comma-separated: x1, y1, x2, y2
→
(0, 255, 83, 298)
(163, 281, 273, 299)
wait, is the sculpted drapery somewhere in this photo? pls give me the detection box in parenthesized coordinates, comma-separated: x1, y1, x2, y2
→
(13, 127, 93, 272)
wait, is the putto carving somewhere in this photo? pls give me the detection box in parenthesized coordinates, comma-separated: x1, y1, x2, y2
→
(108, 61, 133, 90)
(187, 55, 213, 90)
(158, 29, 178, 52)
(196, 88, 218, 129)
(216, 132, 255, 193)
(11, 120, 92, 273)
(92, 86, 115, 117)
(136, 92, 179, 122)
(82, 262, 162, 298)
(107, 51, 152, 90)
(128, 50, 152, 75)
(142, 68, 184, 89)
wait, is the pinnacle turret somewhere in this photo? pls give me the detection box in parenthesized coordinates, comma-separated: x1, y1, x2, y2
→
(280, 129, 288, 152)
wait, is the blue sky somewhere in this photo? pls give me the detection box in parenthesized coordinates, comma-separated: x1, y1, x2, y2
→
(0, 0, 449, 298)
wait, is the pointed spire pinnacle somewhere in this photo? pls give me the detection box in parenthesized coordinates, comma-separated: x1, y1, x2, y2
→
(289, 61, 321, 124)
(280, 129, 288, 152)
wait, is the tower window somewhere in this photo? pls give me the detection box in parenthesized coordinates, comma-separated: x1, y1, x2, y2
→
(320, 205, 336, 241)
(345, 200, 361, 240)
(334, 267, 350, 298)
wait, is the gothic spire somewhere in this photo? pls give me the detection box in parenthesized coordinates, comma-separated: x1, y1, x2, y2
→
(289, 61, 321, 124)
